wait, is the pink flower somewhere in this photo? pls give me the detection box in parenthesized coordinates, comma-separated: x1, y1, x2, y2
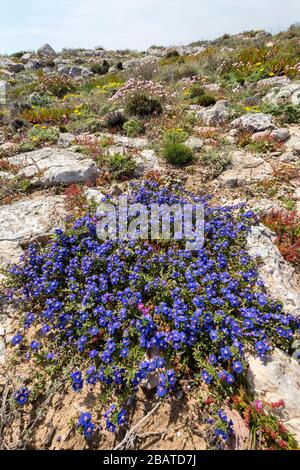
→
(255, 400, 263, 412)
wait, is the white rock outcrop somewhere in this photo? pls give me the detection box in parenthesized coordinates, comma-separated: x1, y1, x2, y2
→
(5, 147, 99, 186)
(247, 348, 300, 444)
(247, 224, 300, 318)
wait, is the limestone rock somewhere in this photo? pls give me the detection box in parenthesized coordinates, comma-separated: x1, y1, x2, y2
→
(37, 44, 56, 57)
(185, 136, 204, 151)
(247, 224, 300, 317)
(264, 82, 300, 106)
(284, 125, 300, 155)
(197, 100, 231, 126)
(218, 151, 272, 187)
(256, 76, 291, 89)
(84, 188, 105, 205)
(0, 194, 66, 249)
(5, 147, 99, 186)
(134, 150, 161, 176)
(247, 348, 300, 444)
(270, 128, 290, 142)
(231, 113, 275, 132)
(57, 133, 75, 148)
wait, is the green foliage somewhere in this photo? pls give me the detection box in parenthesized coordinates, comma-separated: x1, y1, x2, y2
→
(21, 106, 73, 124)
(159, 50, 182, 66)
(27, 125, 59, 144)
(200, 149, 232, 179)
(103, 111, 126, 129)
(125, 92, 162, 117)
(165, 50, 180, 59)
(30, 93, 53, 108)
(91, 60, 110, 75)
(189, 84, 205, 99)
(195, 94, 216, 106)
(221, 40, 300, 84)
(163, 129, 189, 145)
(38, 73, 76, 98)
(108, 153, 136, 179)
(162, 141, 195, 165)
(123, 118, 145, 137)
(10, 50, 28, 59)
(185, 84, 216, 106)
(262, 103, 300, 124)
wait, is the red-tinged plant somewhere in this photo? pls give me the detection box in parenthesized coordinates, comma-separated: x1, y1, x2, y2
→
(229, 391, 298, 450)
(64, 183, 87, 215)
(261, 210, 300, 268)
(269, 399, 285, 409)
(74, 135, 104, 160)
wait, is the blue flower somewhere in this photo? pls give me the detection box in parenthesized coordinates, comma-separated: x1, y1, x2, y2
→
(210, 330, 218, 342)
(217, 410, 227, 422)
(14, 386, 30, 406)
(214, 428, 229, 440)
(89, 349, 98, 358)
(117, 408, 127, 426)
(208, 354, 217, 365)
(83, 422, 95, 438)
(202, 370, 212, 384)
(11, 334, 23, 346)
(220, 346, 232, 360)
(232, 361, 243, 374)
(226, 373, 235, 385)
(30, 340, 40, 350)
(71, 371, 82, 383)
(78, 412, 92, 426)
(157, 385, 167, 397)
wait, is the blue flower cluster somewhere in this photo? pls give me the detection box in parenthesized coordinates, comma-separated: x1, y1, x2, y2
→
(77, 412, 96, 438)
(213, 409, 234, 441)
(104, 405, 127, 433)
(8, 181, 299, 426)
(14, 386, 30, 405)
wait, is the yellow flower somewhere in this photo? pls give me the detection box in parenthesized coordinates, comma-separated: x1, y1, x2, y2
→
(269, 72, 274, 76)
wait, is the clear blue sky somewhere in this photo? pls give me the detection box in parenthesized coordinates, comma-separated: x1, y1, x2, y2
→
(0, 0, 299, 54)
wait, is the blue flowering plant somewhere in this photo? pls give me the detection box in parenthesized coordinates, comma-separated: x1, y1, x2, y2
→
(6, 180, 299, 440)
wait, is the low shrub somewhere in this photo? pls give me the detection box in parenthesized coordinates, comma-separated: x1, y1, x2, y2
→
(162, 141, 194, 165)
(163, 129, 189, 145)
(108, 153, 136, 179)
(195, 94, 216, 107)
(38, 73, 76, 98)
(91, 60, 110, 75)
(200, 149, 232, 179)
(21, 106, 73, 124)
(125, 92, 162, 117)
(27, 125, 59, 144)
(123, 118, 145, 137)
(189, 84, 205, 99)
(103, 111, 127, 129)
(262, 104, 300, 124)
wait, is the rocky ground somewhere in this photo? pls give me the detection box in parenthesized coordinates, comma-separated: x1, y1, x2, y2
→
(0, 25, 300, 450)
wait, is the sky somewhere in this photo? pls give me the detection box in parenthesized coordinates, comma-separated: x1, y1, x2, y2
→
(0, 0, 299, 54)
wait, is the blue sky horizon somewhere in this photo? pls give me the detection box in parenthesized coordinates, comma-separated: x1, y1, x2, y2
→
(0, 0, 299, 55)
